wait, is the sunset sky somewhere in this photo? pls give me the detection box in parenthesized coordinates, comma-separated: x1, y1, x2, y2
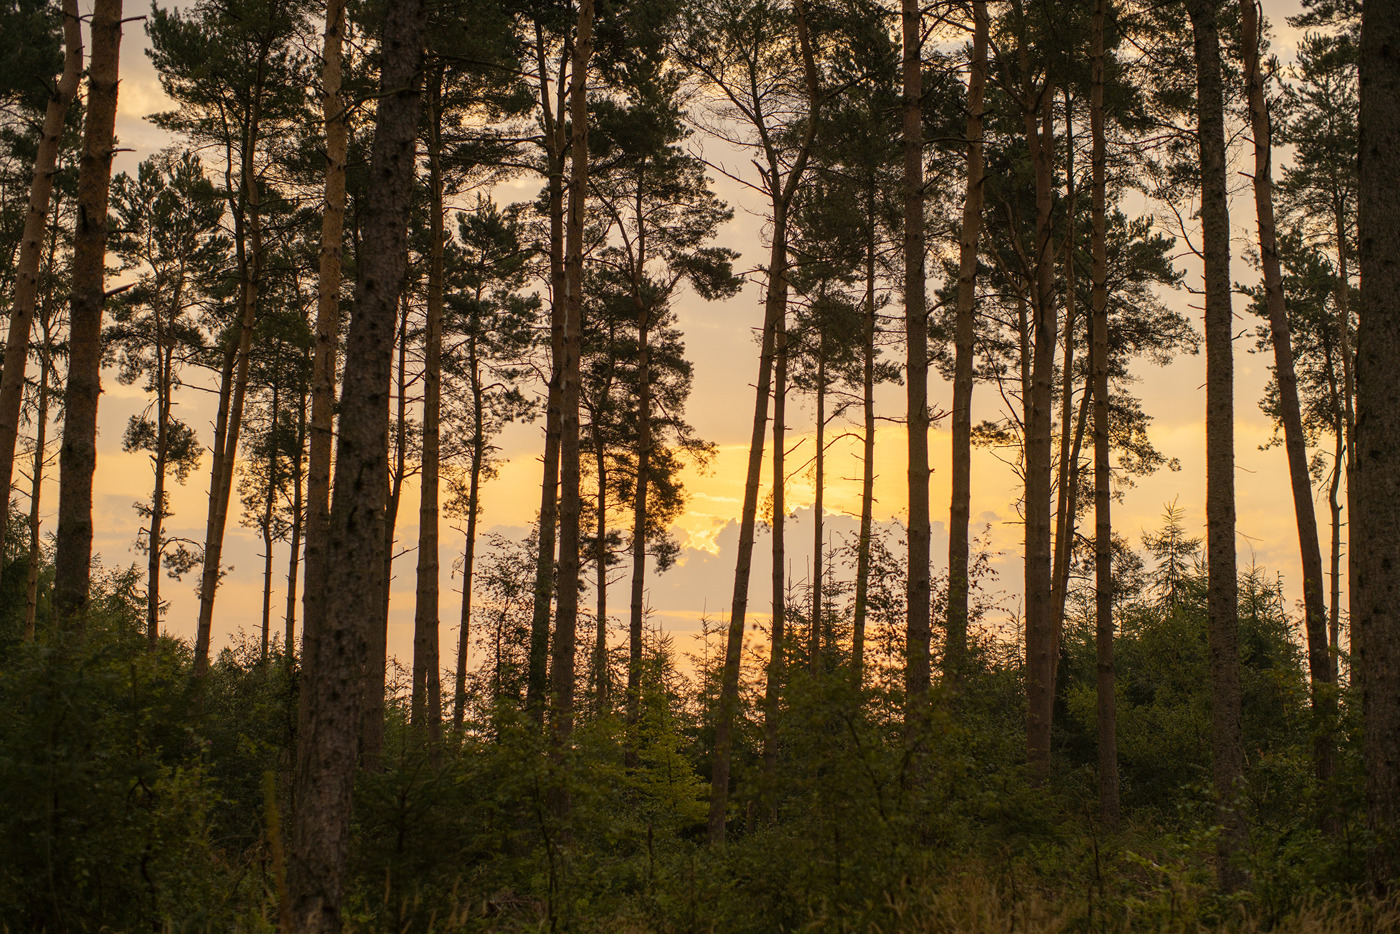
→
(78, 0, 1325, 673)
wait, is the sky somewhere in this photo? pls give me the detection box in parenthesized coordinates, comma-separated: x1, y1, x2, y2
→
(72, 0, 1324, 677)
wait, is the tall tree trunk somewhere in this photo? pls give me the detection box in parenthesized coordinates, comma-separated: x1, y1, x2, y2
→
(627, 318, 651, 736)
(195, 110, 265, 675)
(412, 69, 446, 759)
(285, 386, 306, 658)
(852, 201, 877, 687)
(1024, 72, 1059, 777)
(760, 289, 789, 816)
(946, 0, 989, 688)
(1240, 0, 1335, 792)
(1050, 99, 1080, 656)
(284, 0, 425, 924)
(710, 0, 820, 845)
(1186, 0, 1245, 890)
(527, 29, 571, 723)
(1090, 0, 1118, 826)
(24, 327, 53, 642)
(261, 361, 282, 661)
(363, 303, 411, 771)
(550, 0, 595, 819)
(454, 338, 485, 732)
(147, 338, 174, 650)
(902, 0, 932, 730)
(302, 0, 349, 663)
(810, 346, 824, 674)
(0, 0, 80, 552)
(593, 419, 609, 712)
(53, 0, 122, 627)
(1355, 0, 1400, 892)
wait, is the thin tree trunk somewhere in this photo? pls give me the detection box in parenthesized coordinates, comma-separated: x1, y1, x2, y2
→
(261, 361, 282, 661)
(1355, 0, 1400, 891)
(627, 319, 651, 737)
(593, 419, 609, 712)
(0, 0, 80, 552)
(53, 0, 122, 627)
(412, 69, 446, 759)
(550, 0, 595, 820)
(1090, 0, 1118, 826)
(285, 386, 306, 658)
(810, 347, 824, 674)
(302, 0, 349, 663)
(852, 199, 878, 686)
(1050, 98, 1079, 654)
(759, 290, 789, 817)
(946, 0, 989, 688)
(284, 0, 425, 924)
(1186, 0, 1245, 890)
(1240, 0, 1334, 792)
(147, 338, 174, 650)
(710, 0, 820, 845)
(24, 328, 53, 642)
(454, 338, 485, 732)
(902, 0, 932, 730)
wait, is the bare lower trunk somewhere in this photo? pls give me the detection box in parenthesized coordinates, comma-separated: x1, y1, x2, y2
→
(549, 0, 595, 820)
(1240, 0, 1334, 792)
(302, 0, 349, 665)
(284, 0, 425, 924)
(24, 340, 53, 642)
(412, 72, 446, 760)
(852, 212, 877, 686)
(147, 344, 173, 650)
(627, 324, 651, 735)
(53, 0, 122, 628)
(760, 300, 788, 817)
(284, 392, 306, 658)
(902, 0, 932, 729)
(709, 0, 820, 845)
(1187, 0, 1245, 890)
(593, 431, 608, 713)
(0, 0, 80, 551)
(1090, 0, 1118, 826)
(1024, 77, 1058, 778)
(946, 0, 989, 688)
(454, 344, 485, 732)
(1356, 0, 1400, 891)
(810, 349, 824, 674)
(261, 366, 282, 661)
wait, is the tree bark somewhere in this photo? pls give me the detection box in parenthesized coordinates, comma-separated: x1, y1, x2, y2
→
(1355, 0, 1400, 891)
(0, 0, 80, 553)
(412, 69, 446, 760)
(1239, 0, 1335, 792)
(24, 319, 54, 642)
(627, 317, 651, 737)
(760, 285, 789, 816)
(902, 0, 932, 730)
(1090, 0, 1118, 826)
(302, 0, 349, 665)
(946, 0, 989, 688)
(852, 199, 877, 688)
(549, 0, 595, 819)
(454, 337, 485, 732)
(1186, 0, 1245, 890)
(810, 346, 824, 674)
(53, 0, 123, 627)
(709, 0, 820, 845)
(284, 0, 425, 925)
(285, 386, 306, 658)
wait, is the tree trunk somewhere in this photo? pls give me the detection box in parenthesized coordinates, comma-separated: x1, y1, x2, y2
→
(810, 346, 824, 674)
(284, 0, 425, 924)
(1090, 0, 1118, 826)
(1356, 0, 1400, 891)
(902, 0, 932, 730)
(550, 0, 595, 819)
(1240, 0, 1335, 793)
(23, 326, 53, 642)
(285, 386, 306, 658)
(1186, 0, 1245, 890)
(53, 0, 122, 627)
(1050, 99, 1080, 656)
(195, 98, 266, 675)
(627, 318, 651, 737)
(412, 69, 446, 759)
(1024, 73, 1059, 778)
(147, 338, 174, 650)
(302, 0, 349, 665)
(527, 28, 571, 723)
(946, 0, 989, 688)
(261, 360, 282, 661)
(709, 0, 820, 845)
(454, 338, 485, 732)
(593, 418, 609, 713)
(760, 287, 789, 817)
(0, 0, 80, 553)
(853, 200, 877, 687)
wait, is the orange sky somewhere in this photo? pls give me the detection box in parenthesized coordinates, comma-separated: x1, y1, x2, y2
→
(71, 0, 1326, 672)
